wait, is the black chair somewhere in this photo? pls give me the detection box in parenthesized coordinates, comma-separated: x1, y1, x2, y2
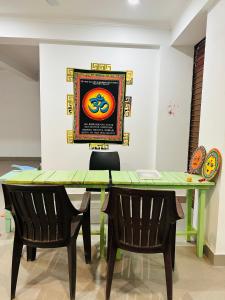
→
(102, 187, 184, 300)
(2, 184, 92, 300)
(87, 151, 120, 192)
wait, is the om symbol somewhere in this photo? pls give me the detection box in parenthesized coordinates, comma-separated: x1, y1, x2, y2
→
(88, 94, 109, 114)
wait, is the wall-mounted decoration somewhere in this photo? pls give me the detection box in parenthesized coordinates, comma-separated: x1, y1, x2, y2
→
(66, 130, 74, 144)
(189, 146, 206, 174)
(73, 69, 126, 143)
(168, 103, 179, 116)
(89, 143, 109, 150)
(66, 94, 74, 115)
(66, 68, 74, 82)
(202, 148, 222, 181)
(123, 132, 130, 146)
(126, 70, 133, 85)
(91, 63, 111, 71)
(124, 96, 132, 117)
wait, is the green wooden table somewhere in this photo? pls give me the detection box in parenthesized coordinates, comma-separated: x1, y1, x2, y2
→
(0, 170, 215, 258)
(0, 169, 109, 258)
(111, 171, 215, 258)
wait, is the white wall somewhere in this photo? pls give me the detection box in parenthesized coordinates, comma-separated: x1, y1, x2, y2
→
(0, 71, 41, 157)
(156, 46, 193, 171)
(40, 44, 160, 170)
(199, 0, 225, 254)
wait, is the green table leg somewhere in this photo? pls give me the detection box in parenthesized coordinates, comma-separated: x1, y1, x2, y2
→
(5, 210, 12, 233)
(100, 188, 106, 259)
(186, 190, 193, 241)
(196, 189, 206, 258)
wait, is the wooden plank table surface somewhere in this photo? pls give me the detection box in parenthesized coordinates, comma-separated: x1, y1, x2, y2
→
(1, 169, 109, 187)
(111, 171, 214, 189)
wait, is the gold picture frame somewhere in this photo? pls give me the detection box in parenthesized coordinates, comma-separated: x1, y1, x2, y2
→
(123, 132, 130, 146)
(66, 130, 74, 144)
(66, 94, 74, 115)
(91, 63, 111, 71)
(126, 70, 133, 85)
(66, 68, 74, 82)
(89, 143, 109, 150)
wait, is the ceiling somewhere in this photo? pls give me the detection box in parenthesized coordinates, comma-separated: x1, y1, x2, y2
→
(0, 0, 190, 81)
(0, 0, 189, 28)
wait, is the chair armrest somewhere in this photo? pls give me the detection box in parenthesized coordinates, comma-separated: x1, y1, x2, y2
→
(101, 193, 109, 214)
(175, 198, 184, 220)
(78, 192, 91, 213)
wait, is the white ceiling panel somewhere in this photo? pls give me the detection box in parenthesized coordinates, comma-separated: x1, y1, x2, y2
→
(0, 0, 190, 28)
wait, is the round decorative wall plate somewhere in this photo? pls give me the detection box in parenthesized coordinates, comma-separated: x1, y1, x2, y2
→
(202, 148, 222, 181)
(189, 146, 206, 174)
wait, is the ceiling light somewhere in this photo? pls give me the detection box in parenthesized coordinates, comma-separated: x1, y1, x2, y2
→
(46, 0, 60, 6)
(128, 0, 140, 5)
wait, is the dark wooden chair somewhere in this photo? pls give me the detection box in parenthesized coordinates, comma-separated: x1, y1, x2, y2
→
(2, 184, 92, 300)
(102, 187, 184, 300)
(87, 151, 120, 192)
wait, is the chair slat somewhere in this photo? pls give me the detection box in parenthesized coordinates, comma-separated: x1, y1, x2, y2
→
(131, 195, 141, 246)
(141, 195, 152, 246)
(116, 194, 125, 243)
(43, 192, 57, 241)
(54, 192, 65, 240)
(23, 191, 42, 240)
(121, 194, 132, 245)
(32, 192, 49, 241)
(14, 191, 34, 240)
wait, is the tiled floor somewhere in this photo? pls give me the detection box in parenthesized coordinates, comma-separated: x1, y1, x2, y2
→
(1, 160, 225, 300)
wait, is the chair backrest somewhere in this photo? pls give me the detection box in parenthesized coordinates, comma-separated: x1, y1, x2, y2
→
(107, 187, 179, 252)
(89, 151, 120, 173)
(2, 184, 80, 246)
(87, 151, 120, 192)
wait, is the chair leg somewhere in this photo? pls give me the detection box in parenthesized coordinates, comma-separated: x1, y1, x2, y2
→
(67, 238, 77, 300)
(163, 247, 173, 300)
(107, 221, 113, 262)
(11, 233, 23, 300)
(106, 245, 117, 300)
(27, 246, 37, 261)
(171, 223, 176, 271)
(82, 206, 91, 264)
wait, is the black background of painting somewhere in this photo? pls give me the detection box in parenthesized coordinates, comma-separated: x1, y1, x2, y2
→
(79, 79, 119, 132)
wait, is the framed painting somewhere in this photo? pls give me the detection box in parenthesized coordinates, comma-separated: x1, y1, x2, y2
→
(73, 69, 126, 143)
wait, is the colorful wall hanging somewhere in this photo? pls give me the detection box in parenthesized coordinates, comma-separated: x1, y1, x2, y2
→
(189, 146, 206, 174)
(124, 96, 132, 117)
(126, 70, 133, 85)
(73, 69, 126, 143)
(89, 143, 109, 150)
(202, 148, 222, 181)
(66, 94, 74, 115)
(91, 63, 111, 71)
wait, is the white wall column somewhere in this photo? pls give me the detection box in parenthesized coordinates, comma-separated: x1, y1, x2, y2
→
(199, 0, 225, 255)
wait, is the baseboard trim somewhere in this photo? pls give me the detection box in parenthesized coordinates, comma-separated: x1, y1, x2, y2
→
(204, 244, 225, 266)
(0, 157, 41, 162)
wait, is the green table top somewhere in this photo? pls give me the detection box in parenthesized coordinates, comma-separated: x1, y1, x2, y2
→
(0, 170, 215, 190)
(111, 171, 215, 189)
(0, 170, 110, 186)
